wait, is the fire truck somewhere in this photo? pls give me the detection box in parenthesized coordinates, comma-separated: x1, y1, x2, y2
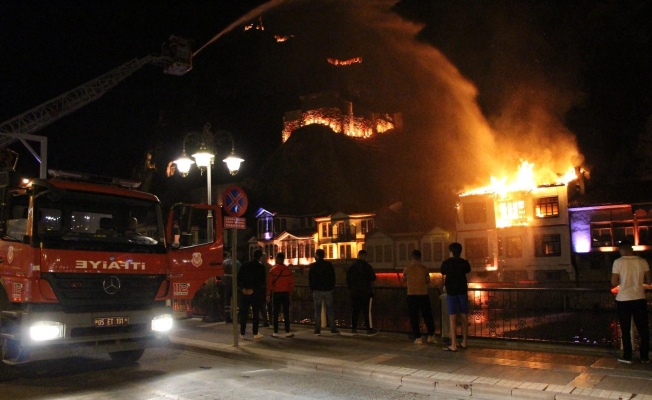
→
(0, 168, 223, 377)
(0, 37, 226, 376)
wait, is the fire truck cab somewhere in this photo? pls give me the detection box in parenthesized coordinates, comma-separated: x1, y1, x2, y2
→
(0, 169, 222, 377)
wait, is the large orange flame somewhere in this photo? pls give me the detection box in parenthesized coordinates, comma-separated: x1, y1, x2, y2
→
(461, 160, 577, 198)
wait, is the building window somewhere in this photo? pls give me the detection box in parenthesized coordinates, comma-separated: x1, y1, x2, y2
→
(321, 223, 327, 238)
(464, 201, 487, 224)
(375, 245, 383, 263)
(535, 196, 559, 218)
(281, 219, 287, 232)
(591, 224, 612, 247)
(384, 245, 392, 262)
(328, 223, 333, 237)
(361, 220, 368, 234)
(497, 200, 526, 226)
(639, 224, 652, 245)
(505, 236, 523, 258)
(326, 245, 334, 259)
(433, 242, 443, 261)
(465, 237, 489, 268)
(274, 218, 280, 233)
(367, 219, 374, 231)
(423, 243, 432, 262)
(535, 234, 561, 257)
(399, 243, 406, 261)
(614, 223, 635, 246)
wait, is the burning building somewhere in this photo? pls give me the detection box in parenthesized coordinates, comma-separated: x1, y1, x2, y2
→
(282, 91, 402, 142)
(456, 161, 579, 283)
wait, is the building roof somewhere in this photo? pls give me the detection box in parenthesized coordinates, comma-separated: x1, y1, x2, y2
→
(568, 180, 652, 208)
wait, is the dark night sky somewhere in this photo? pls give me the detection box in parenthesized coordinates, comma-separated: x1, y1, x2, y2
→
(2, 0, 652, 191)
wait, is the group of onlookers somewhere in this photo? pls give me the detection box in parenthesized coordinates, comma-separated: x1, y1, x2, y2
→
(232, 242, 474, 353)
(221, 239, 650, 363)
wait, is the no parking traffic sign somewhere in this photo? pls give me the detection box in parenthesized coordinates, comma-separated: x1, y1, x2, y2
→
(222, 186, 248, 217)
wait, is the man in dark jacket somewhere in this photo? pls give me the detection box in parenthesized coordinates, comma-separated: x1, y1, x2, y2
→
(346, 250, 378, 336)
(237, 249, 266, 340)
(308, 248, 339, 335)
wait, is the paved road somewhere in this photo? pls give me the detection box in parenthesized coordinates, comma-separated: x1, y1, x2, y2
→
(170, 318, 652, 400)
(0, 347, 455, 400)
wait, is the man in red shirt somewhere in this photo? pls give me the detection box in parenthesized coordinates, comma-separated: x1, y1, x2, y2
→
(266, 252, 296, 338)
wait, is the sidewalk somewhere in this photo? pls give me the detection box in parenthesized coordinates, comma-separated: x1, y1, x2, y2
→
(169, 318, 652, 400)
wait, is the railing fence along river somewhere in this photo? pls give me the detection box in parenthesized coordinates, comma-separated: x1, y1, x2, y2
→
(286, 285, 639, 347)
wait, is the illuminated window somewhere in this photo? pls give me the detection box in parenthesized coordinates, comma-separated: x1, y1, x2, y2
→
(375, 245, 383, 263)
(328, 223, 333, 237)
(534, 234, 561, 257)
(464, 237, 489, 268)
(326, 245, 334, 259)
(321, 223, 327, 238)
(384, 245, 392, 262)
(423, 243, 432, 262)
(534, 197, 559, 218)
(497, 200, 526, 225)
(339, 244, 351, 259)
(399, 243, 406, 261)
(361, 220, 367, 234)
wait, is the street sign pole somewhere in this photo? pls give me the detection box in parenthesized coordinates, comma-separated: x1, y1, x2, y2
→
(222, 186, 247, 347)
(231, 228, 238, 346)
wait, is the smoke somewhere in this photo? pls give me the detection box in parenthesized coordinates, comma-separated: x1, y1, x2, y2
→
(222, 0, 585, 226)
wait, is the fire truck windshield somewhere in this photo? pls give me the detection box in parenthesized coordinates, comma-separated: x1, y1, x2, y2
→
(32, 190, 165, 252)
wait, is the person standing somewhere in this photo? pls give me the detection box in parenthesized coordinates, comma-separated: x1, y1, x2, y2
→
(346, 250, 379, 336)
(440, 242, 472, 352)
(237, 249, 266, 340)
(309, 248, 340, 335)
(259, 252, 273, 328)
(266, 252, 295, 338)
(402, 249, 435, 345)
(611, 241, 650, 363)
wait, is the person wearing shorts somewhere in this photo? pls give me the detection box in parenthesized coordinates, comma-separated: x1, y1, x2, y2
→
(441, 242, 471, 351)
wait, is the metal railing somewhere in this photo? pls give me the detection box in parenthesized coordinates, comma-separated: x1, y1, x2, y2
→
(284, 285, 634, 347)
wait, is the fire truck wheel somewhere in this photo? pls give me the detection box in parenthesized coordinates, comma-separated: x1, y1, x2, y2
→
(109, 349, 145, 364)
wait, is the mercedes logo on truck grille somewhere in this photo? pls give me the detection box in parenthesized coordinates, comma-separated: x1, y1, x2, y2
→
(102, 276, 121, 295)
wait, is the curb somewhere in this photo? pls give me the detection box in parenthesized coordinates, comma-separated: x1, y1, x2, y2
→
(168, 336, 641, 400)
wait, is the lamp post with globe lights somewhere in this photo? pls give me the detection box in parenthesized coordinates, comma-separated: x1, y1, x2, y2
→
(173, 123, 244, 241)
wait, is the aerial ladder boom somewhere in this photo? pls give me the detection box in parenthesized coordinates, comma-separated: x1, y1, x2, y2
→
(0, 36, 192, 151)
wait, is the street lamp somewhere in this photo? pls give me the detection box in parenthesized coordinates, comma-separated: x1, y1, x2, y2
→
(173, 123, 244, 204)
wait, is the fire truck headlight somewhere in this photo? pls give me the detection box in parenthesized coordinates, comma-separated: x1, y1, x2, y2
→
(151, 314, 173, 332)
(30, 321, 64, 341)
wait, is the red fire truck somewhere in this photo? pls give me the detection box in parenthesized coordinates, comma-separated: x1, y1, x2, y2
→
(0, 168, 222, 378)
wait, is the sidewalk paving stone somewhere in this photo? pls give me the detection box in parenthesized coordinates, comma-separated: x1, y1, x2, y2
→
(169, 318, 652, 400)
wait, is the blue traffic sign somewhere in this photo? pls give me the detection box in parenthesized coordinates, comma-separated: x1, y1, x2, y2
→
(223, 186, 248, 217)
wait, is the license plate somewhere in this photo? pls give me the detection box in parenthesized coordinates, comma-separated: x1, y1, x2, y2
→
(94, 317, 129, 327)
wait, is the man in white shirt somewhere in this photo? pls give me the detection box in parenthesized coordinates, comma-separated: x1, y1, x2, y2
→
(611, 241, 650, 363)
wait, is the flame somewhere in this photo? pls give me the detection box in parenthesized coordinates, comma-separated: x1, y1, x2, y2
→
(275, 35, 294, 42)
(283, 107, 396, 142)
(327, 57, 362, 66)
(460, 160, 577, 198)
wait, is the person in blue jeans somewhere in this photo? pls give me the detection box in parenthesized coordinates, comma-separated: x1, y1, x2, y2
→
(441, 242, 471, 351)
(309, 249, 339, 335)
